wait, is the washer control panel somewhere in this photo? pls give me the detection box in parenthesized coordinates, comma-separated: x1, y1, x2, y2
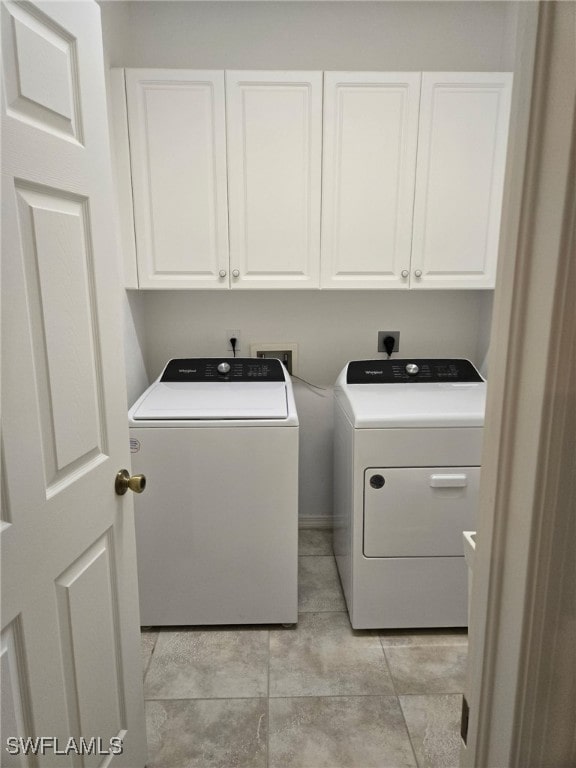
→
(347, 359, 483, 384)
(161, 358, 286, 382)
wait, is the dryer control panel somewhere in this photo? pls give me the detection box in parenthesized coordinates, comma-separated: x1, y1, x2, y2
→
(347, 359, 483, 384)
(161, 358, 286, 382)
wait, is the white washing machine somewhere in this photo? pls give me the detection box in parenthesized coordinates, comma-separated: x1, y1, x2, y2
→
(333, 358, 486, 629)
(128, 357, 299, 626)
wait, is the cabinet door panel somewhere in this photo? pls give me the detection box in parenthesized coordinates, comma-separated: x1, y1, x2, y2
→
(321, 72, 421, 289)
(126, 69, 229, 288)
(226, 71, 322, 289)
(412, 72, 512, 289)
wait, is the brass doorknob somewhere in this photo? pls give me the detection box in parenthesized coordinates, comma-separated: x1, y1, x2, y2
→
(115, 469, 146, 496)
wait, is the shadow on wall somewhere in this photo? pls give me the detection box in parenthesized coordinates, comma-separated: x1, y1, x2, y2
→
(293, 380, 334, 522)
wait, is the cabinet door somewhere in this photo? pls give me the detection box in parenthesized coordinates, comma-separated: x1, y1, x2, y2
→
(126, 69, 229, 288)
(226, 71, 322, 289)
(321, 72, 421, 289)
(412, 72, 512, 289)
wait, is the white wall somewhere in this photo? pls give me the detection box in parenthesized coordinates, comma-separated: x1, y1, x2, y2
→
(141, 291, 486, 385)
(476, 293, 495, 379)
(101, 0, 512, 520)
(100, 1, 149, 405)
(123, 292, 149, 405)
(102, 1, 515, 71)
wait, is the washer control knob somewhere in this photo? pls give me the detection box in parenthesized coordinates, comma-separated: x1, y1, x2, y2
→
(217, 362, 231, 375)
(405, 363, 419, 376)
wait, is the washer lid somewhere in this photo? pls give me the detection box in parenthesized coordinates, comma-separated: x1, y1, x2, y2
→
(131, 381, 289, 420)
(340, 382, 486, 428)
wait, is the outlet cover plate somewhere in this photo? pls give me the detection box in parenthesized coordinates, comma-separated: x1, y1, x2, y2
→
(250, 342, 298, 376)
(377, 331, 400, 353)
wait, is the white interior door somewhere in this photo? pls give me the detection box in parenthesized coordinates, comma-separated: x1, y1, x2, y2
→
(1, 2, 147, 766)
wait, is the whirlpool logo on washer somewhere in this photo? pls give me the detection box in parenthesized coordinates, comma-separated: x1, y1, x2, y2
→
(365, 370, 384, 375)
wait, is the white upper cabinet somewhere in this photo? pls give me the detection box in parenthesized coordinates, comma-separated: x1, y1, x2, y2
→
(226, 71, 322, 289)
(116, 69, 511, 291)
(125, 69, 229, 288)
(321, 72, 421, 289)
(411, 72, 513, 289)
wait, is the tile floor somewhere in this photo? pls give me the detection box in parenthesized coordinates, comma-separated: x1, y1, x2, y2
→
(141, 529, 467, 768)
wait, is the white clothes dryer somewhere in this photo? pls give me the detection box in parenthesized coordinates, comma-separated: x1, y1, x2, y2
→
(129, 358, 299, 626)
(333, 359, 485, 629)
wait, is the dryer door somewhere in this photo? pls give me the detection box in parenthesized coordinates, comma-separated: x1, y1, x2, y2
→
(363, 466, 480, 557)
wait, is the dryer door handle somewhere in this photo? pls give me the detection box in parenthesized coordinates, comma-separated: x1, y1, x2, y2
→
(429, 473, 468, 488)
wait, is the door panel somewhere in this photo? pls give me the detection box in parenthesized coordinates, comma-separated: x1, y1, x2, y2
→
(15, 184, 106, 487)
(321, 72, 420, 289)
(364, 466, 480, 557)
(1, 0, 82, 140)
(126, 69, 229, 288)
(226, 71, 322, 288)
(1, 620, 34, 768)
(2, 2, 146, 765)
(55, 536, 124, 768)
(411, 72, 512, 289)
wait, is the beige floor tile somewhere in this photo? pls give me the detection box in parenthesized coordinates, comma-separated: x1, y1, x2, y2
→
(379, 629, 468, 647)
(384, 645, 467, 694)
(399, 694, 462, 768)
(269, 695, 417, 768)
(141, 630, 158, 676)
(270, 612, 393, 697)
(298, 529, 333, 556)
(144, 628, 268, 699)
(298, 556, 346, 612)
(146, 698, 267, 768)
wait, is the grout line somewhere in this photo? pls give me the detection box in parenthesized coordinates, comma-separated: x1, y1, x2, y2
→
(297, 609, 347, 614)
(379, 640, 469, 649)
(298, 553, 334, 557)
(379, 635, 421, 768)
(141, 631, 159, 681)
(144, 693, 409, 704)
(144, 695, 270, 703)
(260, 694, 403, 702)
(266, 625, 271, 768)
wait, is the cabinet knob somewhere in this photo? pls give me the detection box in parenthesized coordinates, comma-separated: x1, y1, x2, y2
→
(401, 269, 409, 278)
(414, 269, 423, 278)
(219, 269, 227, 278)
(232, 269, 240, 278)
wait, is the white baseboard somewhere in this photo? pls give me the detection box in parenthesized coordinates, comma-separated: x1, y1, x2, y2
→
(298, 516, 332, 530)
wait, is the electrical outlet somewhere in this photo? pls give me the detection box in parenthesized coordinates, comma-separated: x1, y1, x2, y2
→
(377, 331, 400, 354)
(226, 329, 241, 353)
